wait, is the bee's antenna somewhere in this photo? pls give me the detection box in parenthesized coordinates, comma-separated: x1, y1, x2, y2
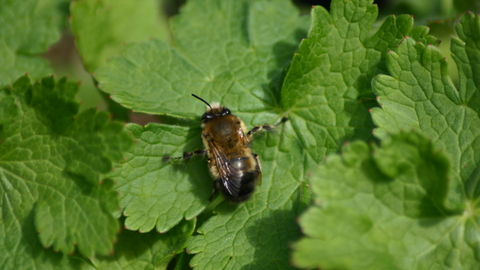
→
(191, 94, 212, 110)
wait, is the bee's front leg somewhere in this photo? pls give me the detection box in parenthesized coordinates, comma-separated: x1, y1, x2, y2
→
(247, 116, 288, 136)
(163, 149, 206, 162)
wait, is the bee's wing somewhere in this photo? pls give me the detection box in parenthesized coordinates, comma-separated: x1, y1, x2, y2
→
(209, 141, 243, 197)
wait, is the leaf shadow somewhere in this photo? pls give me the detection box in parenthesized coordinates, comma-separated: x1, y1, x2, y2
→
(93, 217, 191, 267)
(344, 98, 378, 144)
(270, 31, 307, 78)
(165, 124, 214, 205)
(266, 30, 308, 106)
(361, 156, 453, 224)
(239, 208, 302, 270)
(23, 207, 83, 268)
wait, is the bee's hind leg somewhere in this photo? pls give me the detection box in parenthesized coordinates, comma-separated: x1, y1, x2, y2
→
(162, 149, 206, 162)
(247, 116, 288, 136)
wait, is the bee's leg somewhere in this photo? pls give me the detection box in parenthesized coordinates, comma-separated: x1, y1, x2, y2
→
(162, 149, 206, 162)
(247, 117, 288, 136)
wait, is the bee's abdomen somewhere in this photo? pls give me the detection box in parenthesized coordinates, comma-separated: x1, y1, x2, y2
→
(217, 157, 260, 203)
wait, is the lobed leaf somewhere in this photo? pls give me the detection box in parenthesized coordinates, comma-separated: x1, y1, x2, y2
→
(0, 0, 68, 85)
(110, 123, 211, 233)
(70, 0, 170, 73)
(0, 75, 133, 268)
(93, 0, 308, 226)
(452, 12, 480, 112)
(292, 132, 478, 269)
(280, 0, 433, 158)
(94, 0, 309, 121)
(371, 13, 480, 208)
(293, 10, 480, 270)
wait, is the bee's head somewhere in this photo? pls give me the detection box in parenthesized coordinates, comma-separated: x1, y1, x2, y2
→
(202, 103, 231, 122)
(192, 94, 231, 123)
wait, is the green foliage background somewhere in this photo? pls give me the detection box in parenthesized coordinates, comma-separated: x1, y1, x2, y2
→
(0, 0, 479, 269)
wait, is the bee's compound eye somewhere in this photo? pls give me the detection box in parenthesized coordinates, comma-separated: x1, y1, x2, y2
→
(202, 112, 214, 121)
(222, 109, 231, 116)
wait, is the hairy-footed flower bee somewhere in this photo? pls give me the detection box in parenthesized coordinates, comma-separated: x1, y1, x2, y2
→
(164, 94, 287, 203)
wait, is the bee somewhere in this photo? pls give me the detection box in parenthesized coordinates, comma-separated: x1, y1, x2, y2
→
(164, 94, 287, 203)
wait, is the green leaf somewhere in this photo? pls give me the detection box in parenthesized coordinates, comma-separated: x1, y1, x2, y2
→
(452, 12, 480, 111)
(88, 219, 195, 269)
(70, 0, 170, 73)
(111, 123, 211, 233)
(94, 0, 309, 119)
(293, 10, 480, 270)
(371, 12, 480, 209)
(280, 0, 435, 156)
(0, 75, 133, 267)
(291, 131, 478, 269)
(0, 0, 67, 85)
